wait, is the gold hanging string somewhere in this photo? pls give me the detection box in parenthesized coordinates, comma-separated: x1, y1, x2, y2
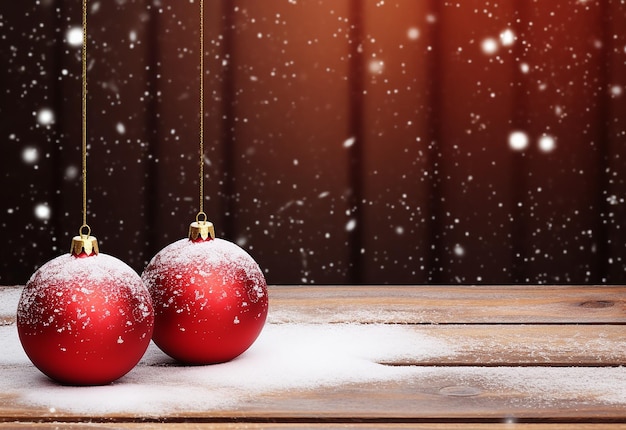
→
(80, 0, 89, 236)
(187, 0, 215, 241)
(198, 0, 205, 219)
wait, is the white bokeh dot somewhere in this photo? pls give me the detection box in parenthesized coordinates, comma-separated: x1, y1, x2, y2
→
(538, 135, 556, 153)
(22, 147, 39, 164)
(499, 29, 515, 46)
(36, 108, 55, 126)
(481, 37, 498, 55)
(34, 204, 51, 221)
(368, 59, 384, 74)
(65, 165, 79, 180)
(343, 137, 356, 148)
(407, 27, 420, 40)
(66, 27, 83, 47)
(509, 131, 529, 151)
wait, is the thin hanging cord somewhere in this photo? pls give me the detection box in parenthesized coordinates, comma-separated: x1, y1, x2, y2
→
(198, 0, 205, 218)
(81, 0, 89, 235)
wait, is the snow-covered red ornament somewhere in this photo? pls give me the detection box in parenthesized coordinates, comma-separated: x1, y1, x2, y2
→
(17, 231, 154, 385)
(141, 215, 268, 364)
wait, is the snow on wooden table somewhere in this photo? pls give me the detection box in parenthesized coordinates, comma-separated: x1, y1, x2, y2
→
(0, 285, 625, 428)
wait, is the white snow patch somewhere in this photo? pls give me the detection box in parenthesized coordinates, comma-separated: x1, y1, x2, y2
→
(1, 323, 453, 415)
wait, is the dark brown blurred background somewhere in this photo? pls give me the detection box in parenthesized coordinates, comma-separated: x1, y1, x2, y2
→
(1, 0, 625, 285)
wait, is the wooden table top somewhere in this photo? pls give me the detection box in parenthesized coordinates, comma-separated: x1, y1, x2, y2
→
(1, 285, 625, 429)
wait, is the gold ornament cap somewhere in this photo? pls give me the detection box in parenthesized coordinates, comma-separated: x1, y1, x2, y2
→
(189, 212, 215, 241)
(71, 225, 99, 256)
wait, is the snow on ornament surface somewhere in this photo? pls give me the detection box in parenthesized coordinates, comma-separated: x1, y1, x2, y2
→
(17, 253, 154, 386)
(142, 236, 268, 365)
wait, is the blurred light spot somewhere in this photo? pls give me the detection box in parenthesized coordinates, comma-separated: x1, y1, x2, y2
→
(116, 122, 126, 134)
(407, 27, 420, 40)
(22, 147, 39, 164)
(499, 29, 515, 46)
(503, 416, 517, 424)
(508, 131, 529, 151)
(554, 105, 564, 117)
(66, 27, 83, 47)
(35, 204, 51, 220)
(345, 219, 357, 232)
(368, 59, 384, 74)
(611, 85, 623, 97)
(519, 62, 530, 74)
(37, 108, 55, 126)
(343, 137, 356, 148)
(454, 244, 465, 257)
(395, 226, 404, 235)
(481, 37, 498, 55)
(538, 135, 556, 153)
(65, 165, 79, 180)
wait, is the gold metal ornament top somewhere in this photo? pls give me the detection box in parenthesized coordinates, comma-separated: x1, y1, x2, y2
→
(189, 212, 215, 241)
(71, 225, 99, 256)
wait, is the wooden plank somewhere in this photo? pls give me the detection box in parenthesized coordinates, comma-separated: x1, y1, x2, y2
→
(1, 365, 626, 423)
(606, 1, 626, 283)
(267, 285, 626, 324)
(3, 285, 626, 324)
(432, 1, 518, 283)
(519, 2, 607, 283)
(378, 325, 626, 367)
(3, 285, 625, 365)
(2, 283, 626, 425)
(0, 286, 21, 325)
(1, 425, 626, 430)
(359, 0, 432, 283)
(50, 0, 155, 273)
(0, 2, 59, 285)
(225, 0, 353, 284)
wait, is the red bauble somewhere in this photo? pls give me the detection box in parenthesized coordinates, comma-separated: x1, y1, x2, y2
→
(141, 233, 268, 364)
(17, 252, 154, 386)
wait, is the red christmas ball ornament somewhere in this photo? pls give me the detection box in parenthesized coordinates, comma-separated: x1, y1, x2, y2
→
(141, 215, 268, 364)
(17, 232, 154, 385)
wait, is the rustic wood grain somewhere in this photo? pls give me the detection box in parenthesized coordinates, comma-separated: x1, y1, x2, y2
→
(4, 365, 626, 423)
(4, 285, 626, 325)
(1, 425, 626, 430)
(2, 425, 626, 429)
(1, 285, 625, 427)
(378, 324, 626, 367)
(267, 285, 626, 324)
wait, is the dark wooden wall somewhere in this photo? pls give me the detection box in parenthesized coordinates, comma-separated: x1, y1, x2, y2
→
(1, 0, 625, 285)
